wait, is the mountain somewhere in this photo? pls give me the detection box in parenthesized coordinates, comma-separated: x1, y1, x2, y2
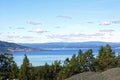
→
(20, 41, 120, 49)
(65, 68, 120, 80)
(2, 41, 119, 53)
(0, 41, 33, 53)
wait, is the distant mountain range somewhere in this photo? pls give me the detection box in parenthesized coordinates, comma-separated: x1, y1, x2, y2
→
(1, 41, 120, 53)
(20, 41, 120, 49)
(0, 41, 33, 53)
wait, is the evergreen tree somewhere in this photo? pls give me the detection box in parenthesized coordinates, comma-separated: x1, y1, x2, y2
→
(77, 49, 86, 72)
(10, 62, 19, 79)
(0, 53, 14, 79)
(116, 53, 120, 67)
(62, 54, 79, 78)
(64, 57, 70, 66)
(84, 49, 94, 71)
(51, 60, 62, 80)
(19, 54, 34, 80)
(36, 66, 44, 80)
(92, 44, 116, 71)
(29, 63, 35, 80)
(36, 63, 52, 80)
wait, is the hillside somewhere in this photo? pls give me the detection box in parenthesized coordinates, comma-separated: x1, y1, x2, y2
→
(21, 41, 120, 49)
(65, 68, 120, 80)
(0, 41, 33, 53)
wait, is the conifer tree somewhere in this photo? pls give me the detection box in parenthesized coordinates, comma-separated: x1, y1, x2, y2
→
(84, 49, 94, 71)
(93, 44, 116, 71)
(0, 53, 14, 79)
(116, 54, 120, 67)
(64, 57, 70, 66)
(77, 49, 86, 72)
(19, 54, 34, 80)
(51, 60, 61, 80)
(10, 62, 19, 79)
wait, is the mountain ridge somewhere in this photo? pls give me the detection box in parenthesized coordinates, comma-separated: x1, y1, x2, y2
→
(0, 40, 33, 53)
(1, 41, 120, 53)
(20, 41, 120, 49)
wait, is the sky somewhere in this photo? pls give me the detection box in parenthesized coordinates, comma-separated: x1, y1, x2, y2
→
(0, 0, 120, 43)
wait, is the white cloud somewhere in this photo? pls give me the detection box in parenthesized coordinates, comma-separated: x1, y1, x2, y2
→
(87, 21, 94, 24)
(7, 35, 20, 38)
(1, 32, 120, 43)
(99, 29, 115, 32)
(47, 33, 104, 38)
(47, 32, 105, 42)
(29, 28, 48, 33)
(99, 20, 120, 26)
(27, 20, 42, 25)
(57, 15, 72, 19)
(55, 26, 61, 28)
(17, 27, 25, 29)
(112, 20, 120, 24)
(99, 21, 111, 25)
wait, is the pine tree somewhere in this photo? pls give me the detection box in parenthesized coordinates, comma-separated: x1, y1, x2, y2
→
(10, 62, 19, 79)
(77, 49, 86, 72)
(52, 60, 61, 80)
(116, 53, 120, 67)
(93, 44, 116, 71)
(19, 54, 34, 80)
(36, 66, 44, 80)
(84, 49, 94, 71)
(0, 53, 14, 79)
(64, 57, 70, 66)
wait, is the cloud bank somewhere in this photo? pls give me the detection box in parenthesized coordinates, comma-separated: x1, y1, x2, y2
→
(99, 21, 111, 25)
(99, 20, 120, 26)
(99, 29, 115, 32)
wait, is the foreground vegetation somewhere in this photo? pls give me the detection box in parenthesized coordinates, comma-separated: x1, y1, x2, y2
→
(0, 44, 120, 80)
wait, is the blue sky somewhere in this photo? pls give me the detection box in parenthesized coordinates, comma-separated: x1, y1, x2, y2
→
(0, 0, 120, 43)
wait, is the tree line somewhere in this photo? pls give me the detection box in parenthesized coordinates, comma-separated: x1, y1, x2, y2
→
(0, 44, 120, 80)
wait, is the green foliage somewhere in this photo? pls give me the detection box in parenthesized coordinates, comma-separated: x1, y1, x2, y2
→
(36, 61, 62, 80)
(92, 44, 116, 72)
(58, 49, 94, 79)
(84, 49, 94, 71)
(77, 49, 86, 72)
(64, 57, 70, 66)
(0, 53, 15, 79)
(116, 54, 120, 67)
(19, 54, 35, 80)
(10, 62, 19, 79)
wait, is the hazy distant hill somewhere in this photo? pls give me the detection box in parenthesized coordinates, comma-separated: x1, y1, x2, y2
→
(20, 41, 120, 49)
(0, 41, 32, 53)
(65, 68, 120, 80)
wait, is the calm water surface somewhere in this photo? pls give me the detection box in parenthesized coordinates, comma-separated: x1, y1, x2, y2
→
(13, 48, 120, 66)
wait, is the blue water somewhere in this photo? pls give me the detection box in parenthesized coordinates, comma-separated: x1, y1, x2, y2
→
(13, 48, 120, 66)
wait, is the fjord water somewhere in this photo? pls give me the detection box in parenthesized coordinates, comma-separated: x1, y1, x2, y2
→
(13, 47, 120, 66)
